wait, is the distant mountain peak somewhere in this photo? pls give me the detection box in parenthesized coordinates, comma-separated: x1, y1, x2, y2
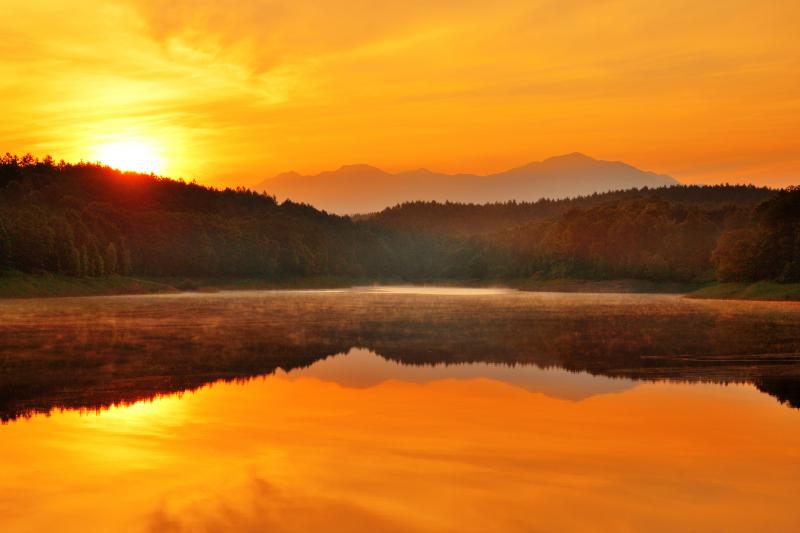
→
(505, 153, 602, 174)
(257, 154, 677, 214)
(545, 152, 595, 162)
(538, 152, 602, 168)
(334, 163, 386, 174)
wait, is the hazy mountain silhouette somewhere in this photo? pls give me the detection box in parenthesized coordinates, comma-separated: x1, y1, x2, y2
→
(284, 348, 637, 401)
(256, 153, 678, 214)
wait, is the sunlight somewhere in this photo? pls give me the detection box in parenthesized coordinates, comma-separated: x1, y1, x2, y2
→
(94, 140, 163, 174)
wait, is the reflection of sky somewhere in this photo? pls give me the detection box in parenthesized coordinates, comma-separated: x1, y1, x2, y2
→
(2, 289, 800, 531)
(283, 348, 637, 401)
(1, 370, 799, 532)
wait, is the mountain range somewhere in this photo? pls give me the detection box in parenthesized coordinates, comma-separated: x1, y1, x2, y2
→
(255, 153, 678, 214)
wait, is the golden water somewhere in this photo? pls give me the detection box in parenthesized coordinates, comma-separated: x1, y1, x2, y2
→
(1, 289, 799, 531)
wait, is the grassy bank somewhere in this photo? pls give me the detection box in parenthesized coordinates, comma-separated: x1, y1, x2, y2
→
(0, 272, 708, 299)
(0, 272, 177, 299)
(687, 281, 800, 302)
(5, 271, 796, 302)
(507, 278, 705, 294)
(139, 275, 376, 292)
(0, 272, 380, 299)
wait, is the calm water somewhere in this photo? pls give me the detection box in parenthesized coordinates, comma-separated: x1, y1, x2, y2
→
(1, 288, 799, 531)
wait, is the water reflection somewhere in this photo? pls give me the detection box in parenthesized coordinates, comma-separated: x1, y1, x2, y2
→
(285, 348, 637, 400)
(1, 371, 798, 532)
(1, 290, 800, 421)
(2, 290, 800, 531)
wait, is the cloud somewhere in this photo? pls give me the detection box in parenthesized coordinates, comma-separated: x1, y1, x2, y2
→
(146, 475, 409, 532)
(0, 0, 798, 186)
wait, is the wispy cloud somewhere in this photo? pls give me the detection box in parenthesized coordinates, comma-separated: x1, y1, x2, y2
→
(0, 0, 798, 186)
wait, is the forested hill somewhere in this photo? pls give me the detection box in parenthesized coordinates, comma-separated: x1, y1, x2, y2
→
(371, 184, 800, 284)
(1, 154, 798, 287)
(360, 184, 800, 283)
(366, 185, 776, 237)
(0, 154, 393, 278)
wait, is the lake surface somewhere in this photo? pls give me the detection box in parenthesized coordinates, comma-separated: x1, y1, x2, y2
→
(1, 288, 799, 531)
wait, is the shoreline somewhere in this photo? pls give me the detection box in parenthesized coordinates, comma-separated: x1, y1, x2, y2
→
(1, 272, 798, 303)
(685, 281, 800, 302)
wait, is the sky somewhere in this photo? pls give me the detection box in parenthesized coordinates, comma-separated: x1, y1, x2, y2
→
(0, 0, 798, 188)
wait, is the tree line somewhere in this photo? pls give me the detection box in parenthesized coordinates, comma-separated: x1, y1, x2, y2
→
(0, 154, 394, 279)
(366, 188, 798, 283)
(0, 153, 797, 284)
(368, 184, 773, 237)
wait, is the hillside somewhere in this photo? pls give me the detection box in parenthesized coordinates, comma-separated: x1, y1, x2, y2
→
(1, 154, 797, 291)
(256, 153, 678, 214)
(366, 185, 776, 237)
(436, 186, 799, 284)
(0, 155, 392, 280)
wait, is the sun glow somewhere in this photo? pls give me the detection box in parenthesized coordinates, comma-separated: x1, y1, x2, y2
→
(94, 141, 164, 174)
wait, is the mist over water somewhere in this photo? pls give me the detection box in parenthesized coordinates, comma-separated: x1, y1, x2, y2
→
(2, 288, 799, 421)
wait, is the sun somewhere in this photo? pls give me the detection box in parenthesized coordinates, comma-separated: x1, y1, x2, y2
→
(94, 141, 164, 174)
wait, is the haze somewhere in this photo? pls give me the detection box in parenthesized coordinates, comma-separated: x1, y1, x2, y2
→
(259, 153, 678, 214)
(1, 0, 798, 188)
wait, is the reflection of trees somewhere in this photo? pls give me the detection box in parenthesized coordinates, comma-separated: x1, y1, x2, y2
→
(1, 294, 799, 421)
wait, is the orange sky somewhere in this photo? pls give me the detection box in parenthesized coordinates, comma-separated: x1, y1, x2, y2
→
(1, 0, 798, 188)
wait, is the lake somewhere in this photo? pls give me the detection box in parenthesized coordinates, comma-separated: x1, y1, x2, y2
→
(1, 288, 799, 531)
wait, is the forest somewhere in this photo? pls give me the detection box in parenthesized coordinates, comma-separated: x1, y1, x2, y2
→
(1, 153, 798, 284)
